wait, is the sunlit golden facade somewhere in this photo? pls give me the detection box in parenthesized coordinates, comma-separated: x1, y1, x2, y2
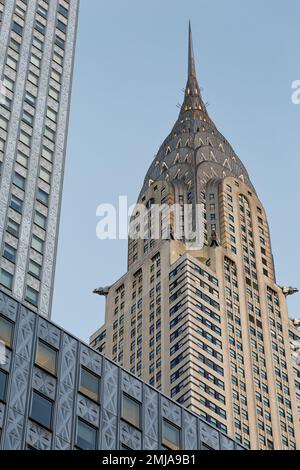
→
(90, 25, 300, 450)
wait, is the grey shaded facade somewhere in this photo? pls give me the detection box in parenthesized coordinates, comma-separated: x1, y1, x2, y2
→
(0, 0, 79, 318)
(0, 289, 244, 450)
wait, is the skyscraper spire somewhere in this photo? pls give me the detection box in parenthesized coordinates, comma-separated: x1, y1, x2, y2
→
(139, 21, 255, 199)
(175, 21, 212, 131)
(188, 20, 196, 79)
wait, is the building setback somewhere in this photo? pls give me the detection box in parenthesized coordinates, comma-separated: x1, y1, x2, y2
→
(0, 0, 79, 318)
(0, 290, 245, 450)
(90, 24, 300, 449)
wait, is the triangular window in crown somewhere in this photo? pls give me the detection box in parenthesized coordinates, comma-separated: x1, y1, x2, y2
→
(210, 150, 217, 162)
(176, 139, 182, 149)
(210, 167, 218, 178)
(161, 162, 168, 174)
(166, 146, 171, 155)
(174, 169, 180, 179)
(173, 153, 180, 165)
(223, 158, 231, 170)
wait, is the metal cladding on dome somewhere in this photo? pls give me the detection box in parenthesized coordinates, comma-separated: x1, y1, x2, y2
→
(139, 23, 255, 199)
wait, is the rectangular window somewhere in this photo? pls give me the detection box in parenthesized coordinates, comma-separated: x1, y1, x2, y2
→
(34, 211, 47, 229)
(22, 110, 34, 126)
(46, 108, 57, 122)
(28, 260, 41, 279)
(76, 419, 97, 450)
(16, 151, 28, 168)
(39, 168, 51, 184)
(0, 315, 13, 348)
(49, 87, 59, 101)
(162, 419, 180, 450)
(6, 55, 17, 71)
(13, 172, 26, 190)
(12, 21, 23, 36)
(7, 218, 19, 237)
(37, 188, 49, 205)
(3, 244, 16, 263)
(56, 19, 67, 33)
(30, 54, 41, 68)
(32, 235, 44, 253)
(33, 36, 43, 51)
(19, 130, 31, 147)
(25, 285, 39, 306)
(35, 20, 45, 35)
(36, 340, 57, 375)
(0, 116, 8, 131)
(79, 367, 100, 402)
(53, 52, 64, 67)
(10, 194, 23, 213)
(121, 393, 141, 428)
(0, 270, 13, 290)
(30, 391, 52, 429)
(25, 91, 36, 107)
(3, 77, 14, 92)
(0, 370, 8, 402)
(44, 127, 55, 142)
(58, 4, 68, 17)
(28, 71, 39, 86)
(42, 147, 53, 162)
(9, 38, 20, 53)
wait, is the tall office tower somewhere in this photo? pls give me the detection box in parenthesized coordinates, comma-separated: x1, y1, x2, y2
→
(90, 25, 300, 449)
(0, 0, 79, 318)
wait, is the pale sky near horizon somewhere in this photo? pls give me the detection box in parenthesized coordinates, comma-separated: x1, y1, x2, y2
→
(52, 0, 300, 342)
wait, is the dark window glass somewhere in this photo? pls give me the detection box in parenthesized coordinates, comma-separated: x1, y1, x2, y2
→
(31, 391, 52, 429)
(12, 21, 23, 36)
(55, 35, 65, 49)
(0, 270, 13, 290)
(3, 243, 16, 263)
(56, 20, 66, 33)
(10, 195, 23, 213)
(79, 368, 100, 402)
(0, 370, 7, 402)
(25, 286, 39, 306)
(76, 419, 97, 450)
(13, 172, 26, 190)
(58, 4, 68, 17)
(37, 189, 49, 206)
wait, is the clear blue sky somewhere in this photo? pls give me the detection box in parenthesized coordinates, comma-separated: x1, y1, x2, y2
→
(52, 0, 300, 341)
